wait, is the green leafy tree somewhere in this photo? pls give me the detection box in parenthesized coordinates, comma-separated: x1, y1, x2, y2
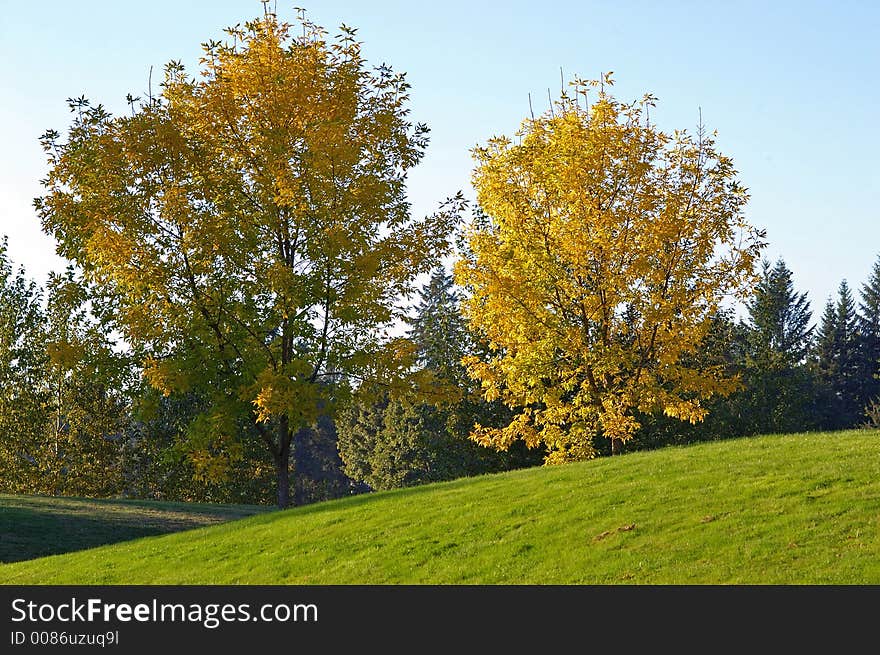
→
(123, 387, 276, 504)
(0, 246, 131, 496)
(39, 268, 133, 496)
(35, 11, 459, 507)
(0, 237, 50, 493)
(291, 412, 364, 505)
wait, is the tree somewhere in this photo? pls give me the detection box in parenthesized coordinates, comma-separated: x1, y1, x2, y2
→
(122, 386, 277, 504)
(337, 267, 542, 490)
(746, 259, 813, 367)
(815, 281, 862, 427)
(626, 309, 750, 451)
(454, 75, 766, 462)
(407, 266, 473, 389)
(290, 413, 365, 505)
(39, 268, 133, 496)
(336, 393, 446, 490)
(0, 244, 130, 496)
(0, 237, 50, 492)
(814, 297, 842, 427)
(737, 258, 820, 434)
(858, 254, 880, 408)
(35, 10, 459, 507)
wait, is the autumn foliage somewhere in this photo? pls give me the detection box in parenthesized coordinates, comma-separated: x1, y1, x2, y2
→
(455, 75, 766, 462)
(9, 0, 834, 508)
(35, 11, 458, 506)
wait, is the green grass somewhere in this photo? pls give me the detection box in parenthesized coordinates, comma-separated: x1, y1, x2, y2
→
(2, 430, 880, 584)
(0, 495, 269, 563)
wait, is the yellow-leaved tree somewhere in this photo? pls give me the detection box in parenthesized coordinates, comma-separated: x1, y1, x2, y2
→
(35, 10, 460, 507)
(455, 75, 766, 462)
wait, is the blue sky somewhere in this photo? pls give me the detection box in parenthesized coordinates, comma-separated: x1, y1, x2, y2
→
(2, 0, 878, 320)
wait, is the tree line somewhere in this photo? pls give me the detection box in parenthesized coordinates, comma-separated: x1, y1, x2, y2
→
(627, 257, 880, 451)
(4, 235, 878, 505)
(1, 9, 877, 507)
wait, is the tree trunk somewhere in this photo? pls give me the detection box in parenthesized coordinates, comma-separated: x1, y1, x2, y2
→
(611, 437, 623, 455)
(275, 449, 290, 509)
(275, 415, 293, 508)
(292, 425, 309, 508)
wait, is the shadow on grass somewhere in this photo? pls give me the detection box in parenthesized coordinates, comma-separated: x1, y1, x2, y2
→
(0, 496, 269, 563)
(0, 471, 519, 564)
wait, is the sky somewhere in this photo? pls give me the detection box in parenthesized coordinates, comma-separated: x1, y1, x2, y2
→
(1, 0, 878, 321)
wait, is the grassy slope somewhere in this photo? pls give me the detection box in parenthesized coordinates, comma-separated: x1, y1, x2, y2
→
(0, 495, 269, 563)
(2, 430, 879, 584)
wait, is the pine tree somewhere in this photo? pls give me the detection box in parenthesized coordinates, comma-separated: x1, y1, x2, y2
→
(746, 259, 813, 367)
(406, 266, 471, 389)
(815, 298, 838, 370)
(858, 255, 880, 409)
(835, 280, 861, 422)
(815, 281, 862, 427)
(337, 267, 542, 490)
(814, 297, 841, 429)
(740, 258, 819, 434)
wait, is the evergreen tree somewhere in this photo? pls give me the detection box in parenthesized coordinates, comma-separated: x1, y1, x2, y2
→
(337, 267, 542, 490)
(335, 389, 388, 490)
(737, 258, 820, 434)
(407, 266, 471, 389)
(815, 281, 862, 427)
(858, 255, 880, 409)
(747, 259, 813, 367)
(815, 298, 838, 370)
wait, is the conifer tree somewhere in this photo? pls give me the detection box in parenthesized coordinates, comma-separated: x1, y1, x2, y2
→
(406, 266, 472, 390)
(740, 258, 818, 434)
(815, 281, 862, 427)
(815, 298, 838, 369)
(858, 255, 880, 408)
(747, 259, 813, 367)
(337, 267, 541, 490)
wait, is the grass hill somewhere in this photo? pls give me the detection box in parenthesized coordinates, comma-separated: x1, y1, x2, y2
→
(2, 430, 879, 584)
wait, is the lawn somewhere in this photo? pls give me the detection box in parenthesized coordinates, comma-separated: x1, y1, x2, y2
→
(2, 430, 879, 584)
